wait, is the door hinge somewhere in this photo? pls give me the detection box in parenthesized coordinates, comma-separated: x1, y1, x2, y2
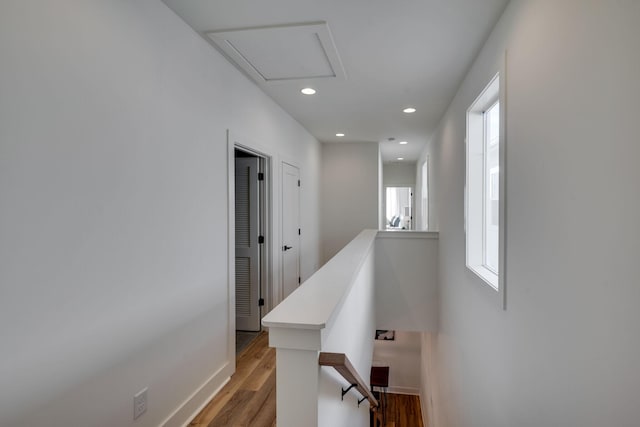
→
(258, 172, 264, 181)
(258, 235, 264, 244)
(297, 179, 300, 187)
(298, 228, 301, 235)
(258, 298, 265, 307)
(298, 276, 301, 284)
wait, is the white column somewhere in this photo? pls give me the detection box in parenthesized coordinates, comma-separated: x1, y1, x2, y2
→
(268, 326, 322, 427)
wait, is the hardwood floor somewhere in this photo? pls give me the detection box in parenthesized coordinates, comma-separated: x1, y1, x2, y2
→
(189, 331, 276, 427)
(189, 331, 424, 427)
(380, 393, 425, 427)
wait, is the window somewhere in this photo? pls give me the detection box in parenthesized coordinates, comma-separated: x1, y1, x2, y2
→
(466, 74, 502, 290)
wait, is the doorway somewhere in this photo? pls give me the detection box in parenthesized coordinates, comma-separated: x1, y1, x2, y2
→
(385, 186, 413, 230)
(234, 147, 270, 353)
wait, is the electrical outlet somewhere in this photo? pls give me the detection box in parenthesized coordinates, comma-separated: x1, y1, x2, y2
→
(133, 387, 148, 420)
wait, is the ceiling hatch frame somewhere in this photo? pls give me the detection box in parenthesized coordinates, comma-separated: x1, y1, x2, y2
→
(205, 22, 346, 84)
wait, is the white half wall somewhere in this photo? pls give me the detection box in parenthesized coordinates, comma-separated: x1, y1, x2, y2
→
(375, 232, 439, 332)
(420, 1, 640, 426)
(0, 1, 321, 426)
(320, 142, 379, 263)
(263, 230, 377, 427)
(318, 247, 375, 427)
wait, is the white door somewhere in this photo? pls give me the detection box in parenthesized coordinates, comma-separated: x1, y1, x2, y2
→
(235, 157, 261, 331)
(281, 162, 300, 299)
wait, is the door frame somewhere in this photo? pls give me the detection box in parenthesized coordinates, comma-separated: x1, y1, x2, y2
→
(227, 130, 274, 366)
(234, 154, 262, 331)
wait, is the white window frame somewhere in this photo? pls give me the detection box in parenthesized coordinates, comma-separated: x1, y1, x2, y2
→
(465, 68, 506, 308)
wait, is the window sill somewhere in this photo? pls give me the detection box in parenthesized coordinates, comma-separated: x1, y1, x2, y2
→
(466, 264, 499, 291)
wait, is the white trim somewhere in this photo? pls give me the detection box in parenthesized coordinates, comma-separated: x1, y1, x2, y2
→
(278, 152, 302, 172)
(468, 263, 498, 290)
(498, 51, 508, 310)
(205, 22, 346, 84)
(376, 230, 439, 240)
(227, 131, 237, 372)
(160, 363, 232, 427)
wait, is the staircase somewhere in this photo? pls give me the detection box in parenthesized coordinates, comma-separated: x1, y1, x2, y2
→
(371, 393, 424, 427)
(262, 230, 435, 426)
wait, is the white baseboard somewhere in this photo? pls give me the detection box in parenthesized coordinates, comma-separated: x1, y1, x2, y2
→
(387, 386, 419, 395)
(161, 361, 233, 427)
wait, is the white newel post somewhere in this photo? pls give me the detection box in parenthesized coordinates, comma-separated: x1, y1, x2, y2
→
(267, 326, 323, 427)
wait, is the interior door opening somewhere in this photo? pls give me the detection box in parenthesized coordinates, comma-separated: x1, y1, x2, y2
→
(234, 148, 269, 353)
(385, 186, 413, 230)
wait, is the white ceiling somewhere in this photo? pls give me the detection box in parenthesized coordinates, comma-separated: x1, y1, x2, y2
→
(161, 0, 509, 162)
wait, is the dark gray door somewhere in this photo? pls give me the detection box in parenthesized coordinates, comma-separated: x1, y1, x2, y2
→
(235, 157, 261, 331)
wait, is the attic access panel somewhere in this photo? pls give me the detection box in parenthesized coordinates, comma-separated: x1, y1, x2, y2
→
(206, 22, 346, 83)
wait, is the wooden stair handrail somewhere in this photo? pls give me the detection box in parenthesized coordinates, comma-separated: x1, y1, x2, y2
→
(318, 352, 379, 408)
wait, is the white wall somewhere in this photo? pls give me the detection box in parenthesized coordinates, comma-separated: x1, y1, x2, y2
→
(373, 331, 422, 395)
(419, 1, 640, 426)
(0, 1, 321, 426)
(383, 162, 417, 187)
(321, 142, 379, 263)
(375, 232, 438, 332)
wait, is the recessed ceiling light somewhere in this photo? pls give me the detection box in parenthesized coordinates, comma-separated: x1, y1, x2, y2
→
(399, 141, 408, 145)
(397, 157, 404, 161)
(301, 87, 316, 95)
(336, 133, 345, 137)
(403, 107, 416, 113)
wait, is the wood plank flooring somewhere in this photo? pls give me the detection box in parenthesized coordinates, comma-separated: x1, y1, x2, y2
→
(381, 393, 425, 427)
(189, 331, 424, 427)
(189, 331, 276, 427)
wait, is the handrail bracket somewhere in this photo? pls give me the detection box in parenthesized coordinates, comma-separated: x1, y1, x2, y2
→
(341, 383, 357, 400)
(319, 352, 379, 408)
